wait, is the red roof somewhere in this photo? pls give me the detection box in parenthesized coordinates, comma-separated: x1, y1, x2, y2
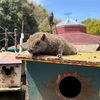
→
(55, 18, 100, 44)
(21, 31, 100, 45)
(9, 32, 100, 49)
(59, 31, 100, 44)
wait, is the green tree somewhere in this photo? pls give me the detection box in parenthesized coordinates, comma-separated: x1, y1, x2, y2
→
(53, 18, 62, 25)
(81, 18, 92, 25)
(0, 0, 38, 47)
(81, 18, 100, 35)
(87, 19, 100, 35)
(38, 17, 61, 32)
(38, 18, 50, 32)
(0, 0, 62, 48)
(33, 4, 48, 25)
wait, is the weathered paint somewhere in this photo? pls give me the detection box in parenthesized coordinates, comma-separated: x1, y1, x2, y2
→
(0, 64, 21, 88)
(0, 52, 25, 100)
(27, 71, 43, 100)
(16, 52, 100, 67)
(26, 61, 100, 100)
(0, 52, 21, 64)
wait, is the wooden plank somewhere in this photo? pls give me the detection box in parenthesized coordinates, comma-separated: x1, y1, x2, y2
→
(17, 51, 100, 62)
(17, 51, 100, 67)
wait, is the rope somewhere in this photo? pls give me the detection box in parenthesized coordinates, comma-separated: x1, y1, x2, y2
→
(0, 33, 5, 35)
(8, 34, 14, 40)
(0, 38, 5, 42)
(0, 32, 25, 51)
(8, 34, 25, 50)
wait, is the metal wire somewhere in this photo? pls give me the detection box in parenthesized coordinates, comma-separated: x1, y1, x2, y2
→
(0, 31, 25, 51)
(8, 34, 25, 50)
(0, 38, 5, 42)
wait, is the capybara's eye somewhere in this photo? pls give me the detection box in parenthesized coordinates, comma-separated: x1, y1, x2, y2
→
(36, 40, 40, 45)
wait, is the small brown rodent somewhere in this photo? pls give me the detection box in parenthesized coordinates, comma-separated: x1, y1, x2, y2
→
(27, 32, 77, 58)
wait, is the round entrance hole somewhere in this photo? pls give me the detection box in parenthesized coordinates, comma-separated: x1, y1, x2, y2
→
(59, 76, 81, 98)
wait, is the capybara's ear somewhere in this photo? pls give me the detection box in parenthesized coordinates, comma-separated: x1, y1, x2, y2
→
(41, 34, 46, 41)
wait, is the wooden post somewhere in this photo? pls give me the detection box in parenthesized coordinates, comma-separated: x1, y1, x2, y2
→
(50, 25, 53, 34)
(14, 28, 17, 52)
(53, 23, 58, 34)
(22, 20, 24, 33)
(5, 28, 8, 51)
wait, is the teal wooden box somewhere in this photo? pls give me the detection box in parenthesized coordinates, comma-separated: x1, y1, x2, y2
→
(17, 52, 100, 100)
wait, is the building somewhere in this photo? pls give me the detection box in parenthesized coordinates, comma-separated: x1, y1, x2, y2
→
(53, 17, 100, 51)
(8, 17, 100, 52)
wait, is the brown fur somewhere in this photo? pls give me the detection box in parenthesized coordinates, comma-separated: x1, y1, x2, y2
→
(27, 32, 77, 57)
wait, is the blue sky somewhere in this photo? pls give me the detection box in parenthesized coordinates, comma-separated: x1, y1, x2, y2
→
(28, 0, 100, 22)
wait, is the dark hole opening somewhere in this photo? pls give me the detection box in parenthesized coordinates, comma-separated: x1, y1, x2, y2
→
(59, 76, 81, 98)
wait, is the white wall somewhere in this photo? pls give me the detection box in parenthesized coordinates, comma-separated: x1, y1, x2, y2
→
(75, 44, 99, 52)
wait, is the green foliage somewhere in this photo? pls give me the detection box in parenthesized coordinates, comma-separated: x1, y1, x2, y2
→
(33, 4, 48, 25)
(32, 3, 62, 32)
(87, 19, 100, 35)
(81, 18, 92, 25)
(38, 18, 50, 32)
(0, 0, 62, 48)
(81, 18, 100, 35)
(38, 17, 62, 32)
(53, 18, 62, 25)
(0, 0, 38, 47)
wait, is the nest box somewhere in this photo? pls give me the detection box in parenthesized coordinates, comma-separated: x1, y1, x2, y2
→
(0, 52, 22, 91)
(17, 51, 100, 100)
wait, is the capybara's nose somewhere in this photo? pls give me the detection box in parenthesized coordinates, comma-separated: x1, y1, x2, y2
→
(28, 49, 32, 53)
